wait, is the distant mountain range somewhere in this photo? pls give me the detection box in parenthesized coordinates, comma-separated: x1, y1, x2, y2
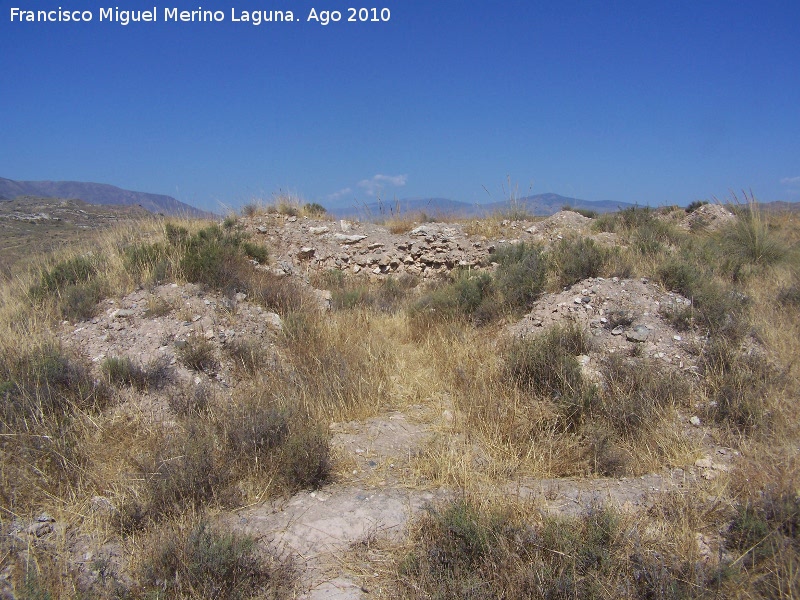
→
(0, 178, 215, 218)
(326, 193, 635, 220)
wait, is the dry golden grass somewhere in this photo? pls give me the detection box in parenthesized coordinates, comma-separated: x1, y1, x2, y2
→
(2, 204, 799, 598)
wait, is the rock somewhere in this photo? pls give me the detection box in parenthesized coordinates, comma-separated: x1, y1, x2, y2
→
(264, 312, 283, 331)
(297, 247, 316, 259)
(333, 233, 367, 244)
(111, 309, 135, 319)
(689, 416, 701, 427)
(626, 325, 650, 342)
(339, 219, 351, 232)
(695, 457, 713, 469)
(611, 326, 624, 336)
(309, 226, 329, 235)
(257, 225, 268, 233)
(409, 225, 435, 237)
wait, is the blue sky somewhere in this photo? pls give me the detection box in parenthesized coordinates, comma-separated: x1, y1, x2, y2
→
(2, 1, 799, 212)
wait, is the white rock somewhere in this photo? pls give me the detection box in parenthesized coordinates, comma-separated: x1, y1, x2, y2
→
(690, 416, 701, 426)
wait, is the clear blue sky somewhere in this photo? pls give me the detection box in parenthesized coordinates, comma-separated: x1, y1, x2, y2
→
(2, 1, 799, 212)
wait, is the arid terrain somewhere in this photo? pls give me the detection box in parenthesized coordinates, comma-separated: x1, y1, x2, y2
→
(1, 198, 798, 599)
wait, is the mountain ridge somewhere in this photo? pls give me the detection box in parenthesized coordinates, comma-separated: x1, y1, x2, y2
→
(0, 177, 216, 218)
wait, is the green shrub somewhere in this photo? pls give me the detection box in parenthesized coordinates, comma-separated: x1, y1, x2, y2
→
(303, 202, 327, 217)
(59, 281, 105, 321)
(164, 223, 189, 246)
(225, 403, 290, 458)
(493, 242, 546, 312)
(32, 255, 97, 297)
(719, 206, 788, 269)
(398, 498, 628, 599)
(686, 200, 709, 213)
(29, 255, 105, 320)
(242, 240, 268, 263)
(548, 237, 607, 287)
(141, 520, 294, 599)
(123, 242, 171, 284)
(658, 259, 748, 339)
(408, 271, 494, 329)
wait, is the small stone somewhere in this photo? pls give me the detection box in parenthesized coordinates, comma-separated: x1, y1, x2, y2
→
(297, 247, 316, 259)
(673, 335, 682, 341)
(695, 457, 713, 469)
(611, 326, 624, 336)
(626, 325, 650, 343)
(309, 226, 329, 235)
(689, 416, 701, 427)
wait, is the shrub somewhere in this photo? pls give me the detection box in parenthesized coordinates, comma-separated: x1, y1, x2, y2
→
(1, 342, 108, 424)
(177, 336, 219, 374)
(225, 402, 290, 458)
(700, 340, 774, 433)
(398, 498, 623, 599)
(303, 202, 327, 217)
(226, 337, 272, 375)
(658, 259, 748, 339)
(240, 202, 259, 217)
(408, 271, 494, 329)
(242, 240, 268, 263)
(140, 520, 294, 599)
(686, 200, 709, 213)
(58, 281, 105, 321)
(279, 426, 331, 491)
(493, 242, 546, 312)
(597, 354, 689, 439)
(505, 324, 589, 399)
(31, 255, 97, 297)
(118, 426, 224, 531)
(123, 242, 172, 285)
(720, 204, 788, 269)
(101, 355, 172, 390)
(29, 255, 105, 320)
(169, 382, 214, 417)
(319, 271, 416, 312)
(548, 237, 607, 287)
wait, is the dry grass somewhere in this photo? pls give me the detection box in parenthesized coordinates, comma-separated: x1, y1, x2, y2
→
(1, 204, 799, 598)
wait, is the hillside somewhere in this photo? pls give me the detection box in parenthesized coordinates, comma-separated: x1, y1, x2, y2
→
(0, 177, 216, 219)
(327, 193, 634, 220)
(1, 201, 798, 599)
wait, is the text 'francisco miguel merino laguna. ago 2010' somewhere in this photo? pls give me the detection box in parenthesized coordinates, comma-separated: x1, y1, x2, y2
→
(9, 7, 392, 26)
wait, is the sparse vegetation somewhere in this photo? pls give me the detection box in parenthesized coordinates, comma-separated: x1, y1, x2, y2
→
(1, 198, 798, 598)
(139, 519, 295, 599)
